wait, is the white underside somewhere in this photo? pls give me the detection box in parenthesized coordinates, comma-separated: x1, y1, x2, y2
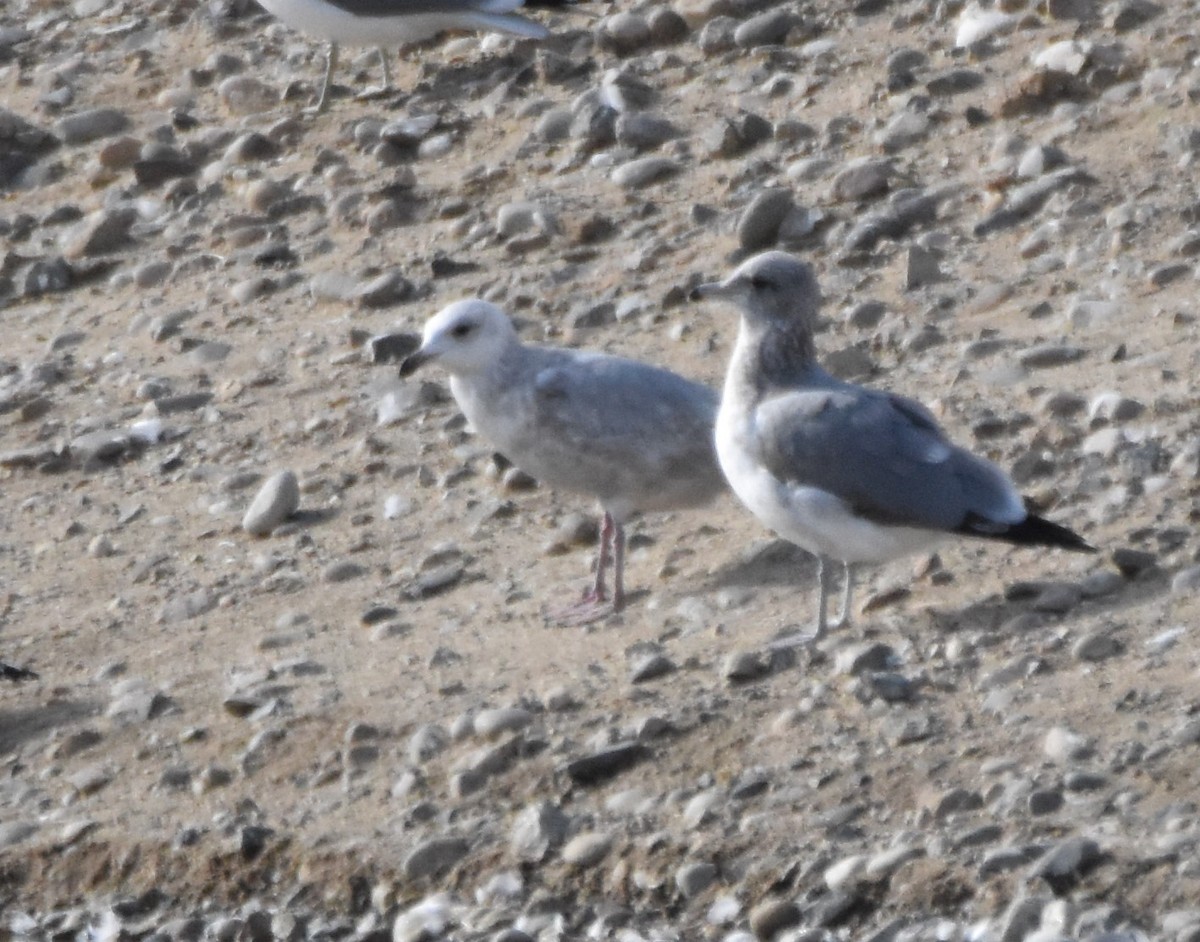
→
(716, 401, 942, 564)
(258, 0, 514, 45)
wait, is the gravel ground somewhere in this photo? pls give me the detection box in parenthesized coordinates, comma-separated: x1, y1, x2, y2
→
(2, 0, 1200, 940)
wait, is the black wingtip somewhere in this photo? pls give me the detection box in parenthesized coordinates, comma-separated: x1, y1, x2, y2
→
(958, 512, 1096, 554)
(0, 661, 38, 682)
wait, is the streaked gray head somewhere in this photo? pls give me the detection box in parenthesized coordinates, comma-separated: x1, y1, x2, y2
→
(693, 251, 822, 330)
(399, 299, 519, 378)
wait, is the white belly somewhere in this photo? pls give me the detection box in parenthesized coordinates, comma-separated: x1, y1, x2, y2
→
(257, 0, 475, 45)
(716, 405, 941, 565)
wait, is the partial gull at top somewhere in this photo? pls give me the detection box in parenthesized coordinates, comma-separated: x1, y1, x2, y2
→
(255, 0, 551, 113)
(694, 250, 1094, 639)
(400, 299, 726, 624)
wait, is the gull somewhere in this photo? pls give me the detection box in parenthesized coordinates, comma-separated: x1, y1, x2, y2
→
(400, 299, 726, 622)
(254, 0, 552, 113)
(694, 251, 1094, 639)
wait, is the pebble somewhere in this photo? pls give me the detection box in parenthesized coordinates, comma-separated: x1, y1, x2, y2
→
(748, 899, 801, 940)
(403, 837, 469, 881)
(473, 707, 533, 738)
(242, 471, 300, 536)
(734, 9, 793, 47)
(676, 861, 718, 898)
(738, 188, 794, 252)
(560, 831, 612, 867)
(511, 802, 570, 863)
(56, 107, 131, 145)
(610, 156, 680, 188)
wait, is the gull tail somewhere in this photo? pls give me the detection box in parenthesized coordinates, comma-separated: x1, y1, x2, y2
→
(957, 511, 1096, 553)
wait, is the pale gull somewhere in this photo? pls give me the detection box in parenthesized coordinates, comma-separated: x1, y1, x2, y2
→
(694, 251, 1094, 639)
(400, 299, 726, 622)
(255, 0, 551, 112)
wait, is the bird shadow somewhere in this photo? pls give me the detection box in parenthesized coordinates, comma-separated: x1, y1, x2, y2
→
(706, 539, 818, 590)
(920, 568, 1173, 637)
(0, 697, 102, 756)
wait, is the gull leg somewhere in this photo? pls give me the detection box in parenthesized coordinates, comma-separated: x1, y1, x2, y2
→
(830, 562, 855, 630)
(587, 511, 615, 604)
(378, 47, 391, 91)
(315, 42, 339, 114)
(611, 520, 626, 612)
(813, 555, 833, 640)
(550, 513, 618, 626)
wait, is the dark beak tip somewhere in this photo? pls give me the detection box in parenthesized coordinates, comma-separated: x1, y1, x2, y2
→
(398, 354, 423, 378)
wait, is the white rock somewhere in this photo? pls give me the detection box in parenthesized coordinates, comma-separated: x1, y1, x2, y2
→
(242, 470, 300, 536)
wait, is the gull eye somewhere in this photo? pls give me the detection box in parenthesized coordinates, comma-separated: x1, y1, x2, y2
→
(749, 275, 771, 290)
(450, 322, 474, 338)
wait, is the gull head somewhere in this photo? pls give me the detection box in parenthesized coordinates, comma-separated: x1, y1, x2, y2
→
(692, 251, 822, 328)
(400, 299, 517, 378)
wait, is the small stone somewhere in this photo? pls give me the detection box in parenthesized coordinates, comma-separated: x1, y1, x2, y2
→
(737, 188, 794, 252)
(242, 471, 300, 536)
(473, 707, 532, 738)
(676, 861, 718, 898)
(565, 741, 646, 785)
(1031, 582, 1081, 613)
(630, 652, 675, 683)
(55, 107, 131, 145)
(734, 9, 793, 47)
(1072, 630, 1122, 662)
(1044, 726, 1094, 763)
(749, 899, 801, 941)
(1171, 566, 1200, 595)
(1019, 344, 1085, 369)
(511, 801, 570, 863)
(1111, 547, 1156, 578)
(722, 649, 769, 683)
(610, 156, 680, 188)
(561, 831, 612, 867)
(403, 836, 469, 881)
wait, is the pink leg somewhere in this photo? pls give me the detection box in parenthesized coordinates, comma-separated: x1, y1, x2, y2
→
(548, 512, 622, 625)
(585, 512, 616, 603)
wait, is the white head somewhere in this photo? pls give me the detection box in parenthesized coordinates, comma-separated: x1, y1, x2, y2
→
(692, 251, 822, 330)
(400, 299, 519, 378)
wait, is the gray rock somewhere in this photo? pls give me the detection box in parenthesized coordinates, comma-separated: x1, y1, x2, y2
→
(565, 741, 646, 785)
(1072, 630, 1122, 662)
(738, 188, 794, 252)
(676, 861, 718, 898)
(55, 107, 131, 145)
(734, 9, 793, 48)
(722, 649, 769, 682)
(1171, 565, 1200, 595)
(561, 831, 612, 867)
(630, 652, 675, 683)
(403, 836, 469, 880)
(474, 707, 533, 738)
(748, 899, 801, 940)
(1029, 835, 1103, 888)
(242, 471, 300, 536)
(408, 724, 449, 764)
(511, 801, 570, 863)
(62, 207, 137, 257)
(610, 156, 680, 188)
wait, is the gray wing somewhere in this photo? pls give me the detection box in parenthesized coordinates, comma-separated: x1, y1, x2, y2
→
(754, 387, 1023, 531)
(323, 0, 533, 17)
(530, 351, 722, 494)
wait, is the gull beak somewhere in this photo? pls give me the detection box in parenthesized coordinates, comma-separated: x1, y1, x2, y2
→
(690, 278, 737, 302)
(398, 348, 434, 378)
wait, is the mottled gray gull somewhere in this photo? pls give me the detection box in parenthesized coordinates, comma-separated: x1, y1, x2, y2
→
(400, 299, 726, 622)
(255, 0, 551, 112)
(694, 251, 1094, 639)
